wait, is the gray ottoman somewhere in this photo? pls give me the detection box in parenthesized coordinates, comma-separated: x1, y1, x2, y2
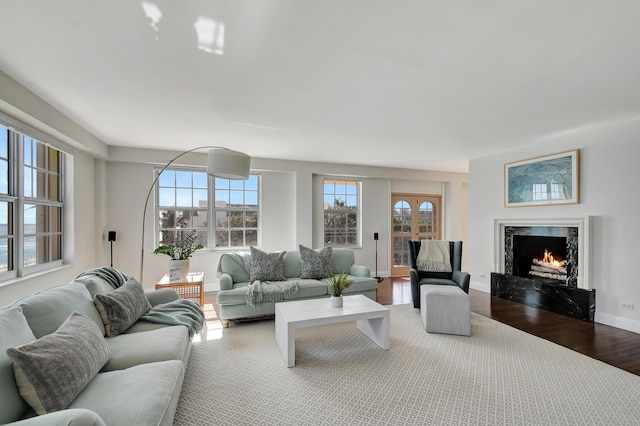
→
(420, 284, 471, 336)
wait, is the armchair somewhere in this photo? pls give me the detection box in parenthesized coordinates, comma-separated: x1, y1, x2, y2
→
(408, 240, 470, 308)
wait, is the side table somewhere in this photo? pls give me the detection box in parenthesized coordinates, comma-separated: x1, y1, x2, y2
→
(155, 272, 204, 307)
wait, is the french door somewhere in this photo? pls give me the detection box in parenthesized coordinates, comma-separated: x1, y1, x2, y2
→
(391, 194, 442, 277)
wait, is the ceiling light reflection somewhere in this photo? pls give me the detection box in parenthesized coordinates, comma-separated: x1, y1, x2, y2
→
(141, 1, 163, 31)
(194, 16, 225, 55)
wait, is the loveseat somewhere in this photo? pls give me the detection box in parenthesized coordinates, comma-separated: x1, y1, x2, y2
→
(0, 267, 202, 426)
(216, 247, 378, 327)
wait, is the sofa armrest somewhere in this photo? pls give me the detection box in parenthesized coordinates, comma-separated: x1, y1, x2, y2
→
(452, 270, 471, 294)
(409, 268, 420, 308)
(10, 409, 105, 426)
(145, 288, 180, 306)
(350, 264, 371, 278)
(219, 273, 234, 291)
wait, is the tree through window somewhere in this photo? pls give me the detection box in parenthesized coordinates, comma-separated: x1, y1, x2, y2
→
(323, 179, 359, 246)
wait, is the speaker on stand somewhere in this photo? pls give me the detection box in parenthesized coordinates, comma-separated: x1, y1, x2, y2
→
(374, 232, 383, 283)
(108, 231, 116, 267)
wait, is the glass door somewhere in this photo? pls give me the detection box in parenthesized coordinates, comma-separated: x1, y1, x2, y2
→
(391, 194, 441, 276)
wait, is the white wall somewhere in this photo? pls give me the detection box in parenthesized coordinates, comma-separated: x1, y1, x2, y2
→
(468, 119, 640, 333)
(107, 148, 469, 290)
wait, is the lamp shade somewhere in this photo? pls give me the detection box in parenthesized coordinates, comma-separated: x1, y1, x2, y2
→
(206, 148, 251, 179)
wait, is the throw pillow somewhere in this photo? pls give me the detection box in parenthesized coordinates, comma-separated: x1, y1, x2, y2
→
(6, 312, 111, 415)
(93, 278, 151, 337)
(250, 246, 286, 281)
(299, 245, 333, 279)
(0, 307, 37, 424)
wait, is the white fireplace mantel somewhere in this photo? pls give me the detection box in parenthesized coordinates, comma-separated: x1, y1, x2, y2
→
(494, 217, 591, 290)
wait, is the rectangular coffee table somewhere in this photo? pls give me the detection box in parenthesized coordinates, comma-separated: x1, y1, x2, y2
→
(275, 294, 390, 367)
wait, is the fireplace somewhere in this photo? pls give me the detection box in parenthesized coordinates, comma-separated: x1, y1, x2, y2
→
(492, 218, 595, 321)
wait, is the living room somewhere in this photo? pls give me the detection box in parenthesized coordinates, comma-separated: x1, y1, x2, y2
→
(1, 1, 640, 424)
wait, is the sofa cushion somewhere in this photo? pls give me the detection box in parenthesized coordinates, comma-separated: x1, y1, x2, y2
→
(75, 275, 115, 298)
(299, 245, 333, 279)
(283, 250, 302, 278)
(6, 312, 111, 415)
(341, 276, 380, 294)
(68, 360, 184, 426)
(0, 307, 36, 424)
(103, 326, 190, 371)
(283, 279, 329, 300)
(250, 247, 286, 281)
(11, 282, 106, 338)
(94, 278, 151, 337)
(331, 249, 356, 274)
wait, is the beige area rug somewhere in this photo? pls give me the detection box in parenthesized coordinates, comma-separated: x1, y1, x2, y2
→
(175, 304, 640, 425)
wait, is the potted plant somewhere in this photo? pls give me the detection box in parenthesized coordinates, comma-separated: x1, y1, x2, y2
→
(325, 273, 354, 307)
(154, 230, 204, 281)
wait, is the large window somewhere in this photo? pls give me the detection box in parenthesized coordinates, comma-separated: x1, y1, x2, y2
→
(0, 125, 65, 277)
(323, 178, 359, 246)
(156, 169, 259, 249)
(214, 175, 259, 247)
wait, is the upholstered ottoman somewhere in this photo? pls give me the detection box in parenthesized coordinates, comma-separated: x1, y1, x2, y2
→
(420, 284, 471, 336)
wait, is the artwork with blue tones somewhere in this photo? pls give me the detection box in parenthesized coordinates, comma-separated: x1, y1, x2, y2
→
(505, 150, 579, 207)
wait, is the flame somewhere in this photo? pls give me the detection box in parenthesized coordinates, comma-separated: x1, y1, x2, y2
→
(542, 249, 562, 266)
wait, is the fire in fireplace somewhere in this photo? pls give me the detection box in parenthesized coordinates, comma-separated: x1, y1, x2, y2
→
(512, 235, 569, 284)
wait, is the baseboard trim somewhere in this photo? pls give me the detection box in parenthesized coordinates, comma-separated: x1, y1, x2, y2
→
(470, 280, 490, 293)
(595, 312, 640, 334)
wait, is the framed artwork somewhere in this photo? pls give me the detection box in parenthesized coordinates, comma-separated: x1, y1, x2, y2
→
(505, 149, 580, 207)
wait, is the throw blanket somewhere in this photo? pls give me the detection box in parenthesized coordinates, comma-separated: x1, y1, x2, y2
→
(216, 251, 251, 278)
(75, 266, 130, 289)
(140, 299, 205, 337)
(416, 240, 452, 272)
(246, 280, 298, 309)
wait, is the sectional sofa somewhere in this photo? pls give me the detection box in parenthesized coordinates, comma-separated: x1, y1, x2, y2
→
(0, 268, 202, 426)
(217, 247, 379, 327)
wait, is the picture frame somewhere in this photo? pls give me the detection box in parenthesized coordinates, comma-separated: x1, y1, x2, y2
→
(505, 149, 580, 207)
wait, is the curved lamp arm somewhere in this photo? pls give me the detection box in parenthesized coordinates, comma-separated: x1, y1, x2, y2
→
(139, 146, 250, 284)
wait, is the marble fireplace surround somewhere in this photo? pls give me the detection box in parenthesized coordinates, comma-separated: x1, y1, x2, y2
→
(494, 217, 591, 290)
(491, 217, 595, 321)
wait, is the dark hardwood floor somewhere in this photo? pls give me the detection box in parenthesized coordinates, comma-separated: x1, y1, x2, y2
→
(206, 276, 640, 376)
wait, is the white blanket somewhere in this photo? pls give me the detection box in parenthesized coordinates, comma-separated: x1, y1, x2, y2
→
(416, 240, 452, 272)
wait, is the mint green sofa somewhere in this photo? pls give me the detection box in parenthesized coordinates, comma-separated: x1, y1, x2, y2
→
(217, 248, 378, 327)
(0, 273, 192, 426)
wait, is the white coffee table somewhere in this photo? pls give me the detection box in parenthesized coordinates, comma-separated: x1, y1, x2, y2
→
(275, 294, 390, 367)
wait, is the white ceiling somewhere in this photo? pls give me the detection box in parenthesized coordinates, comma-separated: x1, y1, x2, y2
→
(0, 1, 639, 173)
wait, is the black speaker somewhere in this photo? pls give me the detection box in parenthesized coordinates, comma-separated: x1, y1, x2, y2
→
(374, 232, 379, 241)
(108, 231, 117, 242)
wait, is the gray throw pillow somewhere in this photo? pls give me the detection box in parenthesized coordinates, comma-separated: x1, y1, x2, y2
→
(250, 246, 286, 281)
(300, 245, 333, 279)
(93, 278, 151, 337)
(6, 312, 111, 415)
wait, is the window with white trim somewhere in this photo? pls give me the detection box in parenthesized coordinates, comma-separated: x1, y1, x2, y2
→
(214, 175, 259, 247)
(0, 125, 65, 277)
(156, 169, 259, 249)
(323, 178, 359, 246)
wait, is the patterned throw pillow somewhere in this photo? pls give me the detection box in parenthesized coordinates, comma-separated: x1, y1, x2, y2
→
(299, 245, 333, 279)
(6, 312, 111, 415)
(93, 278, 151, 337)
(250, 246, 286, 281)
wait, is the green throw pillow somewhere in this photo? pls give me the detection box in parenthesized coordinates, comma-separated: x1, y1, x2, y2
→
(299, 245, 333, 279)
(93, 278, 151, 337)
(250, 247, 286, 281)
(6, 312, 111, 415)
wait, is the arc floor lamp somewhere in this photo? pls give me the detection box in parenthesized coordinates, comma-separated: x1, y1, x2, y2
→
(139, 146, 250, 285)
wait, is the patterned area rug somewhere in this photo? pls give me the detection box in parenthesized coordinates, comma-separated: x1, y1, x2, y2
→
(175, 304, 640, 425)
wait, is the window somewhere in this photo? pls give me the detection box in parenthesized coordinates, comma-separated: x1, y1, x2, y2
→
(156, 170, 259, 249)
(157, 169, 209, 248)
(0, 124, 65, 277)
(323, 179, 359, 246)
(214, 175, 259, 247)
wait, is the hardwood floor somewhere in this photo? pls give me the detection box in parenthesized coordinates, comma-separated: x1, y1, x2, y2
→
(206, 276, 640, 376)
